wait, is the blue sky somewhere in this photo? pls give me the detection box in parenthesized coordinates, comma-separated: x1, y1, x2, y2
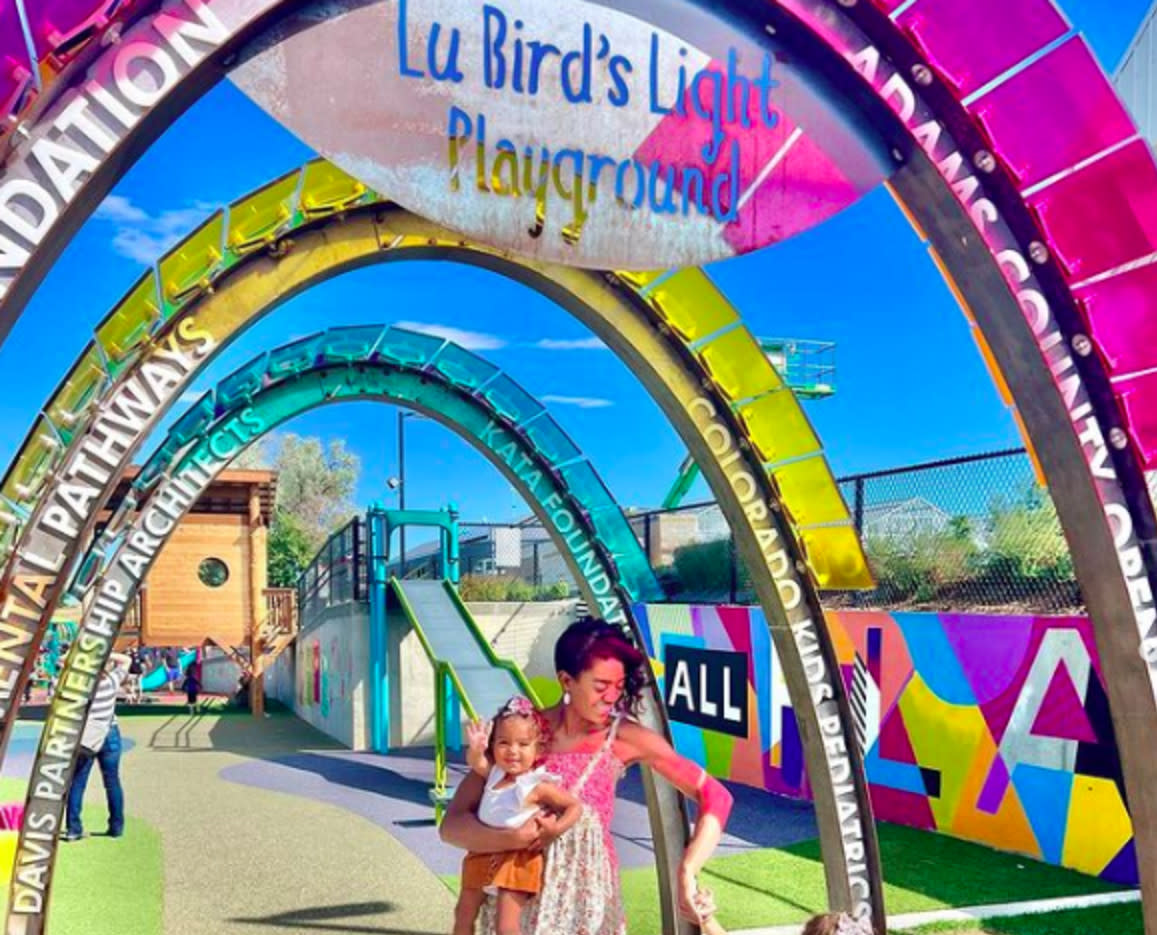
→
(0, 0, 1151, 524)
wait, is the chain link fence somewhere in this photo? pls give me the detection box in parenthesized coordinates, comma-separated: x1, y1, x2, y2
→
(448, 448, 1084, 614)
(299, 449, 1085, 614)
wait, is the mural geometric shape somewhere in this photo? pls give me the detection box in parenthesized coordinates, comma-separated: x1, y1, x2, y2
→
(943, 614, 1035, 705)
(1010, 764, 1073, 866)
(1100, 839, 1139, 885)
(1030, 661, 1097, 744)
(879, 706, 919, 765)
(1063, 776, 1134, 877)
(920, 767, 942, 798)
(977, 754, 1010, 815)
(895, 614, 977, 706)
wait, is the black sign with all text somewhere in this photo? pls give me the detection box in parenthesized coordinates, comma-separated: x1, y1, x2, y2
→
(663, 644, 749, 738)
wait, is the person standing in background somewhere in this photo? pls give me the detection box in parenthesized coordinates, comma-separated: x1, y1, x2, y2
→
(65, 651, 132, 841)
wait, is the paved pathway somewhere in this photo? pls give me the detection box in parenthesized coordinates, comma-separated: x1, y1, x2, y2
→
(118, 709, 456, 935)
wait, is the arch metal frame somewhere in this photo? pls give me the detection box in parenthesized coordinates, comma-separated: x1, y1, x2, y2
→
(0, 194, 873, 935)
(13, 333, 679, 931)
(1, 0, 1152, 928)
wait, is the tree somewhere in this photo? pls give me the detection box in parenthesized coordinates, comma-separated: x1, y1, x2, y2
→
(267, 511, 315, 587)
(236, 433, 362, 583)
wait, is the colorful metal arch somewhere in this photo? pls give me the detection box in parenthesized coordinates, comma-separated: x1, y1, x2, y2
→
(0, 176, 874, 933)
(16, 326, 672, 930)
(3, 0, 1155, 928)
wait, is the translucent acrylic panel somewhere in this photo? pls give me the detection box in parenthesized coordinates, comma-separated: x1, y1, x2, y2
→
(482, 374, 544, 426)
(897, 0, 1067, 98)
(28, 0, 107, 60)
(737, 390, 820, 464)
(167, 393, 217, 448)
(217, 359, 268, 409)
(615, 270, 665, 291)
(318, 325, 385, 363)
(524, 418, 581, 467)
(97, 273, 161, 368)
(378, 327, 445, 368)
(430, 342, 500, 391)
(1114, 371, 1157, 468)
(1074, 261, 1157, 378)
(698, 328, 784, 402)
(2, 416, 59, 505)
(45, 344, 106, 434)
(0, 7, 32, 120)
(646, 269, 738, 342)
(799, 524, 874, 591)
(267, 334, 324, 378)
(770, 456, 850, 527)
(227, 168, 300, 255)
(158, 210, 225, 308)
(300, 159, 368, 219)
(970, 38, 1135, 190)
(1028, 139, 1157, 281)
(559, 462, 618, 514)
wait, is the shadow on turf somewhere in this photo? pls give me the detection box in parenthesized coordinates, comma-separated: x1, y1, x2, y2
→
(227, 899, 442, 933)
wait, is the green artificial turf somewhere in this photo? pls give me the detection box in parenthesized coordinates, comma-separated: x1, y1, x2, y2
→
(0, 777, 164, 935)
(904, 902, 1142, 935)
(616, 823, 1125, 935)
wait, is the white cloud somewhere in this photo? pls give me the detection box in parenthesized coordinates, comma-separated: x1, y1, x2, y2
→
(533, 337, 607, 350)
(542, 394, 614, 409)
(393, 320, 507, 350)
(94, 195, 219, 265)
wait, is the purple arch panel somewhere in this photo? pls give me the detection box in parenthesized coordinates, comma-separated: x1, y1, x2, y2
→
(26, 0, 111, 57)
(969, 38, 1136, 190)
(0, 6, 32, 119)
(895, 0, 1068, 98)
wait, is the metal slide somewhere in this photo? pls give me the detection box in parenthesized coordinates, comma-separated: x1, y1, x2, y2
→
(389, 578, 536, 721)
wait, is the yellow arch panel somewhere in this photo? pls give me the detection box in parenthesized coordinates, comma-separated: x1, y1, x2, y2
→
(738, 390, 821, 465)
(698, 326, 784, 401)
(771, 455, 851, 527)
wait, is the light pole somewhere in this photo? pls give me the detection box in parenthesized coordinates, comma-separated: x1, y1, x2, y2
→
(397, 409, 408, 571)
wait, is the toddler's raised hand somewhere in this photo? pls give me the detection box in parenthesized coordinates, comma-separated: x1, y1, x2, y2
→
(465, 719, 491, 775)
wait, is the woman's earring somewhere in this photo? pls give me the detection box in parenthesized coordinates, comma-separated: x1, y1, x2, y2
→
(563, 691, 571, 706)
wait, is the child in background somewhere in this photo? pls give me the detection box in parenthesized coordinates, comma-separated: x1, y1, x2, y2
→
(802, 913, 875, 935)
(452, 696, 582, 935)
(181, 666, 201, 713)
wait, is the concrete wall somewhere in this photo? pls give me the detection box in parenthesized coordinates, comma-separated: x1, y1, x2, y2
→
(280, 602, 372, 750)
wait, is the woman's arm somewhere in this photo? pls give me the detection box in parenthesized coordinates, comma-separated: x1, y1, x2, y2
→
(618, 722, 734, 915)
(439, 771, 544, 853)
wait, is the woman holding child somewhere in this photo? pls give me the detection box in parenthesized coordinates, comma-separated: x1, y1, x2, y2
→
(441, 617, 735, 935)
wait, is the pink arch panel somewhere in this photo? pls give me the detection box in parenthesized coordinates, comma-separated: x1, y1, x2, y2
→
(868, 0, 1157, 466)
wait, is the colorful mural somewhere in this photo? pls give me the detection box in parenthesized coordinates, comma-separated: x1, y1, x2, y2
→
(634, 604, 1136, 885)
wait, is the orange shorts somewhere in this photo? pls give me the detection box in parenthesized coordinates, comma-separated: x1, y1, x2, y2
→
(461, 848, 544, 895)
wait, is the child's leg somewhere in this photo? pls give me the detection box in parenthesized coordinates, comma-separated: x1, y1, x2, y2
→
(452, 887, 486, 935)
(494, 889, 530, 935)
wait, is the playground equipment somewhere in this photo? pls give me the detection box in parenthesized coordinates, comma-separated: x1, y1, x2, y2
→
(1, 2, 1157, 933)
(139, 651, 197, 693)
(389, 579, 537, 820)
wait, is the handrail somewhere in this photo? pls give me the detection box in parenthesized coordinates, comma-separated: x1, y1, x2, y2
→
(441, 580, 540, 708)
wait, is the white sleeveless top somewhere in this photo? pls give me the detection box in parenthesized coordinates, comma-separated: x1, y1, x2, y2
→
(478, 765, 557, 829)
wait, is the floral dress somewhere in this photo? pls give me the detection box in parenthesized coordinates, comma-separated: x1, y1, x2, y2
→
(482, 717, 628, 935)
